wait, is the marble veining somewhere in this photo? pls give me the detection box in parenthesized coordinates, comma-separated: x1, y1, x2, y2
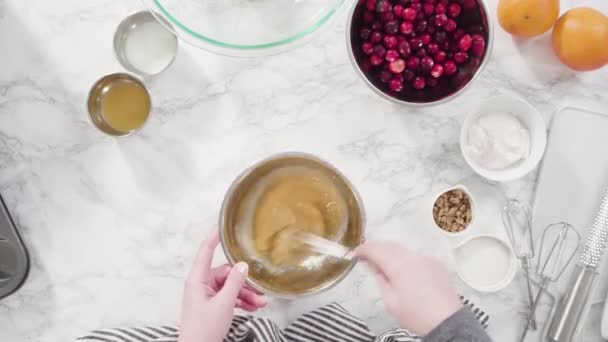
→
(1, 0, 608, 341)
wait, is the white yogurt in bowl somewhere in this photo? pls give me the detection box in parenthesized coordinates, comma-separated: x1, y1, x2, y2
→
(460, 94, 547, 182)
(467, 111, 531, 170)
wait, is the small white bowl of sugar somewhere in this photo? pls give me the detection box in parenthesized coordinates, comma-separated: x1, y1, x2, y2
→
(460, 94, 547, 182)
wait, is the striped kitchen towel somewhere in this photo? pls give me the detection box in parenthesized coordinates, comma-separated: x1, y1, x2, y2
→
(77, 300, 488, 342)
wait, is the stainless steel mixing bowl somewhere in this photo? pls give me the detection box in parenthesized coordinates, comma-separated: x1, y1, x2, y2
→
(219, 153, 365, 299)
(346, 0, 494, 106)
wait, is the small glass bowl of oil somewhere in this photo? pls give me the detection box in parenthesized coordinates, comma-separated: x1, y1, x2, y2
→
(87, 73, 151, 136)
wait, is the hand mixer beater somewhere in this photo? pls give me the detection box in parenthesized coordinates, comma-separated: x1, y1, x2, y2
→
(502, 200, 537, 330)
(520, 222, 581, 342)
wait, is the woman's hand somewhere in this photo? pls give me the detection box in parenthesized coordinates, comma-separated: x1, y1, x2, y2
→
(178, 230, 266, 342)
(355, 241, 462, 336)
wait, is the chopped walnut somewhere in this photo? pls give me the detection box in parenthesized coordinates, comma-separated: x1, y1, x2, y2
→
(433, 189, 472, 232)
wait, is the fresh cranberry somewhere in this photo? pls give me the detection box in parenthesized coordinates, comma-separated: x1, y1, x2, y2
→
(415, 20, 428, 33)
(380, 12, 395, 23)
(389, 78, 404, 92)
(427, 77, 439, 87)
(361, 59, 372, 72)
(386, 49, 400, 61)
(453, 28, 465, 40)
(445, 19, 457, 32)
(421, 56, 434, 71)
(443, 60, 457, 75)
(389, 59, 406, 73)
(362, 42, 374, 55)
(407, 56, 420, 70)
(420, 33, 432, 45)
(379, 70, 392, 83)
(467, 56, 481, 68)
(376, 0, 392, 13)
(435, 3, 446, 14)
(434, 50, 447, 62)
(412, 76, 426, 89)
(372, 21, 383, 31)
(430, 63, 444, 77)
(400, 21, 414, 35)
(441, 40, 451, 51)
(458, 34, 472, 51)
(363, 11, 375, 23)
(427, 42, 440, 54)
(423, 3, 435, 15)
(402, 8, 417, 21)
(370, 31, 383, 43)
(448, 3, 461, 17)
(398, 40, 411, 56)
(384, 35, 398, 48)
(374, 44, 387, 57)
(385, 21, 399, 34)
(416, 12, 426, 20)
(416, 48, 427, 57)
(462, 0, 477, 10)
(403, 69, 415, 81)
(370, 54, 384, 66)
(410, 2, 422, 12)
(397, 0, 411, 5)
(425, 0, 436, 3)
(393, 4, 404, 17)
(452, 71, 469, 86)
(360, 28, 371, 40)
(434, 31, 447, 44)
(454, 51, 468, 64)
(393, 74, 405, 83)
(426, 24, 436, 34)
(409, 37, 423, 50)
(471, 34, 485, 57)
(434, 13, 448, 27)
(468, 25, 484, 35)
(366, 0, 377, 11)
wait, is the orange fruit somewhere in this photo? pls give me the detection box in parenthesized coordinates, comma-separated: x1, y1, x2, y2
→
(497, 0, 559, 37)
(552, 7, 608, 71)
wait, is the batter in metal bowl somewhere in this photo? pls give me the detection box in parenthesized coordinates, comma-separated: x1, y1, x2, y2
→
(250, 166, 347, 268)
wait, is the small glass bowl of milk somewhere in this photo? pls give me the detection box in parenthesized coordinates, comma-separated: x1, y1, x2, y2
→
(114, 11, 178, 76)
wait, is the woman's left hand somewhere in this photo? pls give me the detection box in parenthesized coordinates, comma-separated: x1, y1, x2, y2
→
(178, 230, 266, 342)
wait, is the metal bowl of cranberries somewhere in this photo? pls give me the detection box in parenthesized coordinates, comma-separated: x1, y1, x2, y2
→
(347, 0, 493, 106)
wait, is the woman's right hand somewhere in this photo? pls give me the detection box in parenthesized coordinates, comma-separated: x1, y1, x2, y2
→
(355, 241, 463, 336)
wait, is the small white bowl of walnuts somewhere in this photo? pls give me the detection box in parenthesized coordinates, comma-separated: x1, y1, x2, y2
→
(432, 185, 475, 236)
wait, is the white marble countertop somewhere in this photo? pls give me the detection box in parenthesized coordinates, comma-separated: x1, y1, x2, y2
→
(1, 0, 608, 341)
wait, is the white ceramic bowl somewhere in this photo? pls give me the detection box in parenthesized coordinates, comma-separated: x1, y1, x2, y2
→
(452, 234, 517, 292)
(431, 185, 477, 238)
(460, 95, 547, 182)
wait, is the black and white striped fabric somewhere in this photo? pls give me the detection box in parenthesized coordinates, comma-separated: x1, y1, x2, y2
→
(77, 300, 488, 342)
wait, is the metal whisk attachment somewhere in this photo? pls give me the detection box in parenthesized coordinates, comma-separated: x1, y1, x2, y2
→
(520, 222, 581, 342)
(502, 200, 537, 330)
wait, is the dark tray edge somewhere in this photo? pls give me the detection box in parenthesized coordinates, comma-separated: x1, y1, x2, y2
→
(0, 194, 30, 300)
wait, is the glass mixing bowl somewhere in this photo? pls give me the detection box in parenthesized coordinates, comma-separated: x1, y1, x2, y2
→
(142, 0, 346, 56)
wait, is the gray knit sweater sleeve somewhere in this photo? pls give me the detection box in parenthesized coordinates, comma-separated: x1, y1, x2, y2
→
(422, 307, 492, 342)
